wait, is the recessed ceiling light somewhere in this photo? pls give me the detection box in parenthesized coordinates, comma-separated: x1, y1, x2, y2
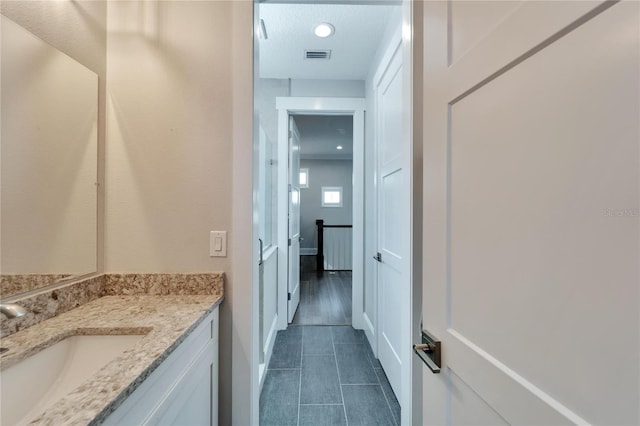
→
(314, 23, 335, 38)
(336, 145, 343, 150)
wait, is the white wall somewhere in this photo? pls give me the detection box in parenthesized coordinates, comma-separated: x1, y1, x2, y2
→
(105, 2, 237, 423)
(257, 78, 289, 149)
(1, 2, 251, 423)
(231, 2, 255, 423)
(256, 79, 288, 249)
(299, 159, 353, 249)
(290, 79, 365, 98)
(105, 1, 232, 273)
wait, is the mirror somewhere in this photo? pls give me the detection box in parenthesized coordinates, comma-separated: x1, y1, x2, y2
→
(0, 16, 98, 298)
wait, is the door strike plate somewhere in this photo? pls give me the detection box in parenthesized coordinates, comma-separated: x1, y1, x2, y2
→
(413, 330, 441, 374)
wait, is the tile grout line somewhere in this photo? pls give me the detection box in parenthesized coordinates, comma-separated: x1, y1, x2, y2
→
(299, 403, 344, 406)
(361, 334, 377, 371)
(340, 383, 383, 386)
(362, 334, 400, 424)
(375, 369, 399, 426)
(363, 332, 398, 425)
(361, 330, 399, 423)
(332, 327, 349, 426)
(297, 328, 303, 426)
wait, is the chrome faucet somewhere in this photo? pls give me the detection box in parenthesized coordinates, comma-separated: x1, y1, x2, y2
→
(0, 303, 27, 318)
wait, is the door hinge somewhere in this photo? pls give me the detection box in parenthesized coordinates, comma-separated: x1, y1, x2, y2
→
(288, 184, 292, 192)
(289, 130, 292, 139)
(287, 292, 291, 301)
(288, 238, 292, 246)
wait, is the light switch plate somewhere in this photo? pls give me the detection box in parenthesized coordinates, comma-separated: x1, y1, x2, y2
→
(210, 231, 227, 257)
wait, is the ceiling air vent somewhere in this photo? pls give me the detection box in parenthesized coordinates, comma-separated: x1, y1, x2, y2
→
(305, 50, 331, 60)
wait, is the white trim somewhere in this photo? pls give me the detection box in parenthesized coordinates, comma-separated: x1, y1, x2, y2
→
(401, 1, 420, 424)
(276, 97, 366, 112)
(370, 3, 417, 423)
(276, 107, 289, 331)
(259, 314, 279, 392)
(300, 154, 353, 161)
(409, 1, 424, 425)
(363, 312, 375, 340)
(446, 329, 592, 425)
(276, 97, 366, 331)
(233, 1, 255, 425)
(373, 25, 404, 88)
(262, 244, 277, 261)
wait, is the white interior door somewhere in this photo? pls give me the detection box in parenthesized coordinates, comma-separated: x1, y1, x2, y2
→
(422, 1, 639, 424)
(375, 39, 407, 401)
(287, 117, 301, 323)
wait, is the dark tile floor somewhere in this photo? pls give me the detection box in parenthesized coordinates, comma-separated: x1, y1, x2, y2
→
(292, 272, 352, 326)
(260, 325, 401, 426)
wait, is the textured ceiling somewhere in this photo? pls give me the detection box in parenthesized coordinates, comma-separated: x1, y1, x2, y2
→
(294, 115, 353, 160)
(258, 3, 396, 80)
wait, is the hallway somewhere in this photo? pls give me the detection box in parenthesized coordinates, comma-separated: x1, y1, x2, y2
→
(292, 271, 352, 326)
(260, 325, 400, 425)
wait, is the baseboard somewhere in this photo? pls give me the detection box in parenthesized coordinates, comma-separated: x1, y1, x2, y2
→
(363, 311, 376, 357)
(260, 313, 279, 391)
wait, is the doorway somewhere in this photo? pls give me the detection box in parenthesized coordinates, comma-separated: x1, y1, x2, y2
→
(253, 1, 419, 424)
(292, 114, 354, 326)
(275, 98, 365, 333)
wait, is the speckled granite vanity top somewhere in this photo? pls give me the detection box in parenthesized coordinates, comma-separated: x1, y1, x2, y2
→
(0, 294, 223, 425)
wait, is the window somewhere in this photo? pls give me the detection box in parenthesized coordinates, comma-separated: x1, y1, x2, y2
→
(299, 168, 309, 188)
(322, 186, 342, 207)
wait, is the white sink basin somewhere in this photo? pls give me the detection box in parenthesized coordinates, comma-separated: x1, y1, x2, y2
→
(1, 334, 145, 426)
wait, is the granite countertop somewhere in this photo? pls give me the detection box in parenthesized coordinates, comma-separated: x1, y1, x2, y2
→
(0, 294, 223, 425)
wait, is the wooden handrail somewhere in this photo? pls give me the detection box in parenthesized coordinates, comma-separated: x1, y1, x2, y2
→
(316, 219, 324, 273)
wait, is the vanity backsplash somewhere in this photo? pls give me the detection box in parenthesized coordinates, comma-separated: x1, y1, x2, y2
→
(0, 274, 74, 298)
(0, 273, 224, 338)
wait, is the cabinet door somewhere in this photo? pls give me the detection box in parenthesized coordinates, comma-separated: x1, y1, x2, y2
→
(103, 309, 218, 426)
(146, 343, 216, 425)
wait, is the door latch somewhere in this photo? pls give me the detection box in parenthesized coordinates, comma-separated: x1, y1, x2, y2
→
(413, 330, 441, 374)
(373, 252, 382, 262)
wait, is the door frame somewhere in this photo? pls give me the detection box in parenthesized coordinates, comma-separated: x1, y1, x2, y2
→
(368, 0, 422, 420)
(275, 97, 366, 331)
(248, 2, 422, 425)
(287, 117, 301, 323)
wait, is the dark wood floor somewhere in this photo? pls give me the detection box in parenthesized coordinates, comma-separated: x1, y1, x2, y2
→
(291, 271, 352, 325)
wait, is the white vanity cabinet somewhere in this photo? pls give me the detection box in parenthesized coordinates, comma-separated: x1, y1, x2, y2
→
(103, 308, 218, 426)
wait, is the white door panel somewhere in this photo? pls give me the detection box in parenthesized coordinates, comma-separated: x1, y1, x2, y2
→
(288, 118, 301, 323)
(449, 0, 523, 65)
(423, 1, 639, 425)
(377, 39, 406, 401)
(380, 66, 403, 164)
(449, 369, 509, 426)
(381, 167, 403, 268)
